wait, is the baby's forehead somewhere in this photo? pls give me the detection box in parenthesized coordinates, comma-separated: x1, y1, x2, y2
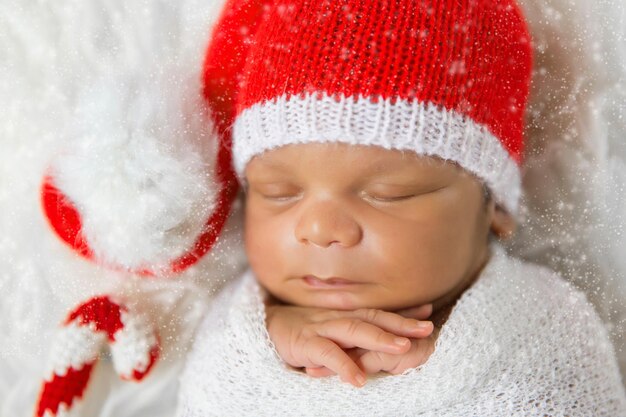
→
(245, 142, 467, 181)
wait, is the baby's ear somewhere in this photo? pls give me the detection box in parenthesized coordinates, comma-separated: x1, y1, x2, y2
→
(489, 203, 516, 240)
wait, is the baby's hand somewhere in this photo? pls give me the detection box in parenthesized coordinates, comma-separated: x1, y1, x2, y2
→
(265, 303, 434, 387)
(306, 326, 440, 378)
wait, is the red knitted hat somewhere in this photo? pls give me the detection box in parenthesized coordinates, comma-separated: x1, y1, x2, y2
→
(232, 0, 533, 213)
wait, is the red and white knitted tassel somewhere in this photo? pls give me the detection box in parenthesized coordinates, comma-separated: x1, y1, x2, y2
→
(35, 296, 160, 417)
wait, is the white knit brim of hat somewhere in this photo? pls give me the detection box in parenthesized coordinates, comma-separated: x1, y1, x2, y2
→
(233, 92, 521, 215)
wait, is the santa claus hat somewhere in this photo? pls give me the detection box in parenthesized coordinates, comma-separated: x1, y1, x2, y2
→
(232, 0, 533, 214)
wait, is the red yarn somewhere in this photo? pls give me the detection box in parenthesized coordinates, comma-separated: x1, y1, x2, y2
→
(40, 176, 93, 262)
(237, 0, 533, 163)
(36, 361, 95, 417)
(65, 296, 125, 342)
(203, 0, 272, 140)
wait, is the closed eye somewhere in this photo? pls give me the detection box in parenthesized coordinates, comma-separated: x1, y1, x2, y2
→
(361, 184, 447, 203)
(261, 193, 301, 202)
(366, 194, 416, 202)
(255, 189, 303, 202)
(248, 181, 302, 202)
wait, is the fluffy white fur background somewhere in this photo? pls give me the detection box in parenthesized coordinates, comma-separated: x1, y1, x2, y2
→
(512, 0, 626, 380)
(0, 0, 624, 415)
(0, 0, 247, 415)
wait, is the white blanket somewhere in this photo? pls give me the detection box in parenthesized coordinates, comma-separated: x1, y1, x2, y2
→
(177, 244, 626, 417)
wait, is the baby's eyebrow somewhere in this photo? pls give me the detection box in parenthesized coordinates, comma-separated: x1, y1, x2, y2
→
(360, 161, 428, 178)
(250, 156, 443, 182)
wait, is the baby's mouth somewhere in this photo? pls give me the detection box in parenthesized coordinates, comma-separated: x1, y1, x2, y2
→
(302, 275, 362, 288)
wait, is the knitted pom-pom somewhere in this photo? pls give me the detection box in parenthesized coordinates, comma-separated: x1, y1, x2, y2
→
(45, 72, 217, 273)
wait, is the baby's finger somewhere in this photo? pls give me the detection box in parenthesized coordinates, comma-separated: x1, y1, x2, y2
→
(315, 308, 432, 338)
(332, 309, 433, 342)
(305, 366, 335, 378)
(302, 336, 366, 387)
(358, 341, 434, 376)
(355, 350, 389, 375)
(345, 308, 434, 338)
(357, 350, 388, 375)
(316, 318, 414, 353)
(305, 348, 362, 378)
(393, 304, 433, 321)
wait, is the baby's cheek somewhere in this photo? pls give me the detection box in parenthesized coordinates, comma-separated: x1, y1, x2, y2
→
(245, 211, 292, 276)
(384, 225, 450, 278)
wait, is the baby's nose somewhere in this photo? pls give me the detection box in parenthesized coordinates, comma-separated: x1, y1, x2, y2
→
(294, 200, 362, 248)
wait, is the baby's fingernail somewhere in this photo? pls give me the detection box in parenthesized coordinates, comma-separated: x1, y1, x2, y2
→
(407, 321, 432, 331)
(394, 337, 409, 346)
(355, 373, 367, 387)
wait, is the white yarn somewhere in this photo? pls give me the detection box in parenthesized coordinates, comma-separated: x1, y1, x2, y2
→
(110, 309, 158, 379)
(45, 321, 106, 379)
(176, 244, 626, 416)
(233, 93, 521, 215)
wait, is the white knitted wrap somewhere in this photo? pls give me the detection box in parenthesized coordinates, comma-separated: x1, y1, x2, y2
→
(176, 244, 626, 416)
(233, 93, 522, 214)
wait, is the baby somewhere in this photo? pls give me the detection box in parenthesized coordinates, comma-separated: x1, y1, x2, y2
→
(176, 0, 626, 415)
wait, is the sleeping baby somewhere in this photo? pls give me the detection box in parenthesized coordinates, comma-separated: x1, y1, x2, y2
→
(176, 0, 626, 415)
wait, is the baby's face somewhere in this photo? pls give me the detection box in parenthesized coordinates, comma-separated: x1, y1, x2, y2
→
(244, 143, 498, 311)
